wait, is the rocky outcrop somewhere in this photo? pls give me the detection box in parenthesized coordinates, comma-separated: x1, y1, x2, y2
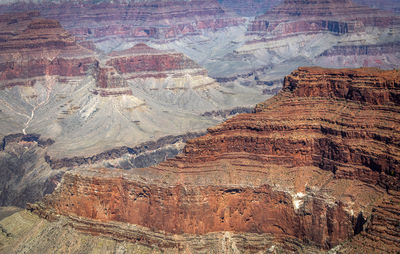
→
(338, 190, 400, 253)
(106, 44, 206, 80)
(30, 67, 400, 252)
(93, 66, 133, 97)
(319, 42, 400, 57)
(46, 132, 204, 169)
(0, 11, 95, 88)
(0, 0, 244, 41)
(0, 133, 62, 207)
(315, 42, 400, 69)
(248, 0, 400, 36)
(91, 43, 215, 96)
(235, 0, 400, 74)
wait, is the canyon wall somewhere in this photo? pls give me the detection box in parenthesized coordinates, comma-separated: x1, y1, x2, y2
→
(0, 11, 96, 88)
(0, 0, 244, 41)
(248, 0, 400, 36)
(30, 67, 400, 252)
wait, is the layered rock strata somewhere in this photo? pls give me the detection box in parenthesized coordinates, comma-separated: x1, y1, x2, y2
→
(248, 0, 400, 36)
(0, 11, 95, 88)
(31, 67, 400, 252)
(315, 42, 400, 69)
(106, 44, 207, 80)
(0, 0, 244, 41)
(93, 66, 133, 97)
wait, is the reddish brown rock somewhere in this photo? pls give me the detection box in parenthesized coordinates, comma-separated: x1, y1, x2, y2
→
(34, 67, 400, 252)
(105, 43, 207, 79)
(93, 66, 133, 97)
(0, 12, 96, 88)
(248, 0, 400, 36)
(0, 0, 244, 41)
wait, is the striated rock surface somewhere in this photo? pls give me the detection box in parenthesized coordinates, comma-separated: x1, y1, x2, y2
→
(0, 0, 244, 42)
(315, 42, 400, 69)
(106, 43, 206, 80)
(232, 0, 400, 80)
(0, 11, 95, 88)
(22, 67, 400, 252)
(0, 11, 270, 211)
(248, 0, 400, 36)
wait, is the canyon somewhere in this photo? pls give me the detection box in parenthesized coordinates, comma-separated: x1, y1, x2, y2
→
(0, 0, 244, 42)
(1, 67, 399, 253)
(0, 0, 399, 253)
(0, 11, 268, 207)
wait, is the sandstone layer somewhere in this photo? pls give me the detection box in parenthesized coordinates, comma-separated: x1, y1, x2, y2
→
(106, 43, 206, 80)
(0, 0, 244, 42)
(233, 0, 400, 78)
(26, 67, 400, 253)
(315, 42, 400, 69)
(0, 11, 96, 89)
(248, 0, 400, 36)
(0, 12, 268, 208)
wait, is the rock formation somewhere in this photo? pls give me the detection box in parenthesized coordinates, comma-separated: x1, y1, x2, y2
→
(0, 12, 267, 209)
(0, 0, 244, 42)
(11, 67, 397, 253)
(231, 0, 400, 81)
(0, 11, 96, 88)
(106, 43, 206, 80)
(248, 0, 400, 36)
(315, 42, 400, 69)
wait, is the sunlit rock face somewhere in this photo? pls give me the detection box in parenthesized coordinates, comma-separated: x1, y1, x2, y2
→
(231, 0, 400, 80)
(0, 0, 244, 41)
(0, 12, 267, 209)
(0, 11, 96, 89)
(21, 67, 400, 253)
(248, 0, 400, 36)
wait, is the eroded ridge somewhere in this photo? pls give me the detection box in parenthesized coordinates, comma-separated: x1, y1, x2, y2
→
(31, 67, 400, 252)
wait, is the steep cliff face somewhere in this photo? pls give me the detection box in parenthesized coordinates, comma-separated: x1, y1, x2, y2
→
(27, 67, 400, 252)
(314, 42, 400, 69)
(0, 0, 244, 41)
(106, 44, 205, 79)
(233, 0, 400, 78)
(0, 11, 95, 88)
(248, 0, 400, 35)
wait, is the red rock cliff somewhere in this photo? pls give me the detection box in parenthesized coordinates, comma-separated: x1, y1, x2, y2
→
(0, 0, 244, 41)
(249, 0, 400, 36)
(105, 43, 206, 79)
(0, 12, 95, 88)
(36, 67, 400, 252)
